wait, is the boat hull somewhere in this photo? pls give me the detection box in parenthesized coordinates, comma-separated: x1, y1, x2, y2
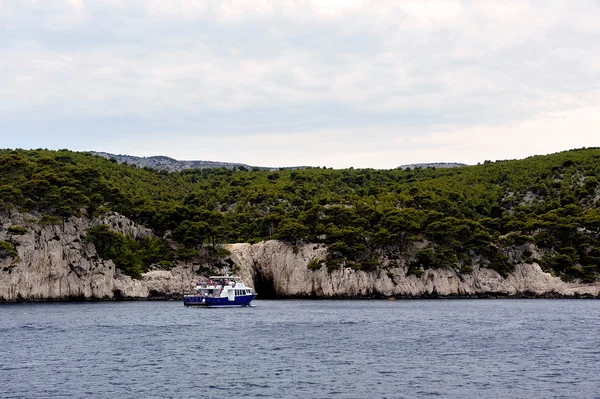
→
(183, 294, 256, 307)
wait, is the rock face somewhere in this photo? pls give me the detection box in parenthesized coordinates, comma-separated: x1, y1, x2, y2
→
(0, 212, 217, 301)
(1, 213, 600, 301)
(0, 213, 149, 301)
(227, 241, 600, 298)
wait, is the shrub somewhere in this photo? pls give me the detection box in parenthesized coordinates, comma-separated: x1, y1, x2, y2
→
(326, 258, 342, 271)
(458, 265, 474, 274)
(413, 247, 437, 269)
(487, 252, 514, 277)
(502, 233, 535, 246)
(360, 258, 380, 272)
(407, 267, 425, 277)
(348, 261, 361, 271)
(307, 258, 322, 270)
(533, 231, 555, 248)
(7, 226, 28, 235)
(158, 260, 174, 270)
(0, 240, 17, 258)
(542, 253, 574, 274)
(175, 246, 200, 260)
(38, 215, 61, 226)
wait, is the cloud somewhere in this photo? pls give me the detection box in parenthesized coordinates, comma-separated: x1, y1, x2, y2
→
(1, 0, 600, 167)
(80, 97, 599, 169)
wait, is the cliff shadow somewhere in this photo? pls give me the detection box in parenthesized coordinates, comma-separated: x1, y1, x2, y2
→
(252, 263, 277, 299)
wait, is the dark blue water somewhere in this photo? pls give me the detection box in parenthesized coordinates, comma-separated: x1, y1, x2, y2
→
(1, 300, 600, 398)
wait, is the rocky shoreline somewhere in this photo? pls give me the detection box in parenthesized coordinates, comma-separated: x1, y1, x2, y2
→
(3, 292, 600, 303)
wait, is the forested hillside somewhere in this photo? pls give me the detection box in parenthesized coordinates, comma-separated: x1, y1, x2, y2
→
(1, 148, 600, 282)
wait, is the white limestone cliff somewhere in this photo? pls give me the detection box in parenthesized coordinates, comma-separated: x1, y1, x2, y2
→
(227, 241, 600, 298)
(0, 212, 149, 300)
(1, 213, 599, 301)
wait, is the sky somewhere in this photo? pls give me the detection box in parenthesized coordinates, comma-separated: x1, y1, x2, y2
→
(1, 0, 600, 169)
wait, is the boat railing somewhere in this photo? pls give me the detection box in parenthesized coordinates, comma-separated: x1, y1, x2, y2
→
(192, 280, 238, 288)
(186, 290, 223, 298)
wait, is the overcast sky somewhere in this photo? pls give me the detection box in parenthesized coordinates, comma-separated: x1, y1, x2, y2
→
(2, 0, 600, 168)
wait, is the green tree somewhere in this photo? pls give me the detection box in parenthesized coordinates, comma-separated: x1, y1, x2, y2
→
(0, 185, 23, 217)
(173, 221, 210, 248)
(276, 220, 309, 245)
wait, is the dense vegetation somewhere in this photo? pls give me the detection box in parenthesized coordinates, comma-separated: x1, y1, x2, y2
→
(1, 148, 600, 281)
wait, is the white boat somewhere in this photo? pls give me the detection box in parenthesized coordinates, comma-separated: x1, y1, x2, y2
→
(183, 276, 256, 307)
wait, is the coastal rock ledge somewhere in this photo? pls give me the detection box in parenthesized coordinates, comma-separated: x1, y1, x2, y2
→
(1, 213, 600, 301)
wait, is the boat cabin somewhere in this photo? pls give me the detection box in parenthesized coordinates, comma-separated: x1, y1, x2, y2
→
(192, 276, 253, 297)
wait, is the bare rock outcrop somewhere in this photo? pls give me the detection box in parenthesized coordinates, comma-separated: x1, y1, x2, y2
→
(0, 212, 211, 302)
(0, 212, 150, 301)
(227, 241, 600, 298)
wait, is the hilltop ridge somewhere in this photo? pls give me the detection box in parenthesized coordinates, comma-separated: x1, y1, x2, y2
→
(91, 151, 305, 172)
(93, 151, 466, 172)
(397, 162, 468, 170)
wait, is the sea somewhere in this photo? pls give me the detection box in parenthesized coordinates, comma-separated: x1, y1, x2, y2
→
(1, 299, 600, 399)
